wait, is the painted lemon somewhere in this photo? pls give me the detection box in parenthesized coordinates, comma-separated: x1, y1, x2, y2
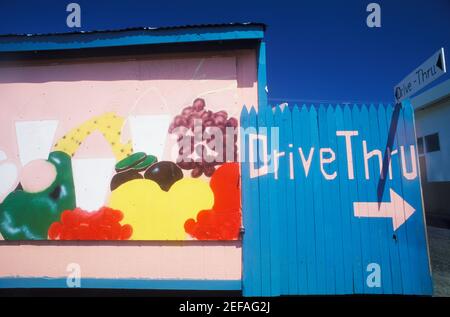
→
(108, 178, 213, 240)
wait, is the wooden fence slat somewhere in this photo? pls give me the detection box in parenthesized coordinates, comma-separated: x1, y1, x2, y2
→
(240, 106, 253, 296)
(377, 103, 403, 294)
(292, 105, 309, 294)
(403, 102, 433, 295)
(400, 102, 425, 294)
(269, 105, 283, 296)
(385, 103, 411, 294)
(366, 104, 390, 294)
(326, 105, 346, 294)
(283, 106, 298, 294)
(308, 105, 327, 294)
(249, 106, 262, 295)
(343, 105, 364, 293)
(265, 106, 277, 295)
(258, 105, 272, 296)
(317, 104, 335, 294)
(351, 104, 372, 294)
(394, 103, 419, 295)
(303, 105, 319, 294)
(334, 105, 354, 294)
(274, 106, 289, 295)
(400, 101, 433, 295)
(364, 104, 385, 294)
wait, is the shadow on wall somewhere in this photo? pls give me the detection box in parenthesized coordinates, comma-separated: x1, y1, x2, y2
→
(0, 50, 255, 88)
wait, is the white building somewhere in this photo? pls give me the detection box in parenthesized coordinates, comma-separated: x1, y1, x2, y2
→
(411, 79, 450, 225)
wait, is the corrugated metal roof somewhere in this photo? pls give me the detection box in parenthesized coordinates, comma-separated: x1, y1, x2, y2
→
(0, 23, 266, 53)
(0, 22, 266, 38)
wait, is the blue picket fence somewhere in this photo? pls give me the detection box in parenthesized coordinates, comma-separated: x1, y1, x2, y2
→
(240, 101, 433, 296)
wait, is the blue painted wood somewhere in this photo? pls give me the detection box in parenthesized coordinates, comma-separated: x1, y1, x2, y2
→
(362, 104, 383, 294)
(248, 106, 263, 296)
(258, 105, 272, 296)
(318, 104, 335, 294)
(267, 105, 282, 296)
(0, 278, 242, 290)
(365, 104, 384, 294)
(377, 103, 403, 294)
(400, 101, 433, 295)
(301, 105, 319, 294)
(399, 102, 423, 294)
(240, 106, 254, 296)
(350, 104, 373, 294)
(0, 25, 265, 52)
(309, 106, 327, 294)
(292, 105, 309, 294)
(394, 103, 419, 295)
(275, 106, 289, 295)
(386, 103, 412, 295)
(343, 104, 364, 294)
(240, 102, 432, 296)
(334, 105, 354, 294)
(282, 106, 299, 294)
(326, 105, 346, 294)
(378, 104, 396, 295)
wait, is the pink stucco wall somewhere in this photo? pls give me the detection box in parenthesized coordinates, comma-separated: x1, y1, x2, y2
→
(0, 243, 242, 279)
(0, 49, 258, 280)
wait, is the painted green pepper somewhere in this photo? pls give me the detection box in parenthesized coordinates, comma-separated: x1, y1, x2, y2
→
(0, 151, 76, 240)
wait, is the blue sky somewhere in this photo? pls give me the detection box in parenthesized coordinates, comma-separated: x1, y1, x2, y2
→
(0, 0, 449, 104)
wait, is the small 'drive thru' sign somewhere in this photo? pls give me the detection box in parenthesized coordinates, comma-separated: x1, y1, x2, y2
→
(394, 48, 446, 103)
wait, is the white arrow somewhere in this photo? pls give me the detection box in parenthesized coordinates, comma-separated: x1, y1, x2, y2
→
(353, 189, 415, 231)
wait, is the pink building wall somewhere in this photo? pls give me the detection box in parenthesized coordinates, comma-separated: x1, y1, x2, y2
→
(0, 49, 258, 280)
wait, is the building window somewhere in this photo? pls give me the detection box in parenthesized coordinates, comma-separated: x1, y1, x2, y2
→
(425, 133, 440, 153)
(417, 137, 424, 155)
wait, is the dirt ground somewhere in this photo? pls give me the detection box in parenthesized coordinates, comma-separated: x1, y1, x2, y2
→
(427, 226, 450, 297)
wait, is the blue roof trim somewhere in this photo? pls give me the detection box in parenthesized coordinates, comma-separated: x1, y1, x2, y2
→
(0, 25, 265, 53)
(0, 277, 242, 290)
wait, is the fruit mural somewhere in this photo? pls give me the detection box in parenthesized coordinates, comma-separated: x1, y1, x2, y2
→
(0, 97, 242, 241)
